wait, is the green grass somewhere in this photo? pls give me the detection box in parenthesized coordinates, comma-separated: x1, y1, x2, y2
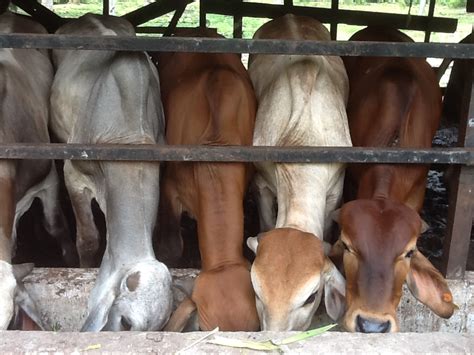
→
(47, 0, 471, 43)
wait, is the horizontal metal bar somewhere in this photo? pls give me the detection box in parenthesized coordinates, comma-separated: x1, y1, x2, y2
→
(0, 144, 472, 165)
(0, 34, 473, 58)
(203, 0, 457, 33)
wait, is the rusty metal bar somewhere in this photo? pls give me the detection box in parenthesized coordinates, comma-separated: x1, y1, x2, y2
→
(0, 144, 471, 164)
(0, 34, 473, 58)
(442, 62, 474, 279)
(163, 4, 187, 37)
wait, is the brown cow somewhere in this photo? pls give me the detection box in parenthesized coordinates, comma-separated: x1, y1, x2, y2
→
(333, 27, 456, 333)
(151, 28, 259, 331)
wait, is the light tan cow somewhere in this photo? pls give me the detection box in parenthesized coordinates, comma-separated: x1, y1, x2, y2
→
(247, 14, 350, 330)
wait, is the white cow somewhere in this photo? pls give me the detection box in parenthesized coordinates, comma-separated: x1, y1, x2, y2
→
(50, 14, 172, 331)
(0, 10, 76, 330)
(246, 14, 351, 331)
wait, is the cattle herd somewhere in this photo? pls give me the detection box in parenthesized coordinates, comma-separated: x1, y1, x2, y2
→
(0, 8, 458, 334)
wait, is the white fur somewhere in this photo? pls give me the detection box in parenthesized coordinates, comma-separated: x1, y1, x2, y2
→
(248, 15, 351, 331)
(0, 261, 16, 329)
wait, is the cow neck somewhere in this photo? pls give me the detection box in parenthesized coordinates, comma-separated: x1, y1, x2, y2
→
(101, 162, 158, 265)
(0, 177, 14, 262)
(196, 192, 246, 272)
(357, 165, 406, 204)
(273, 165, 328, 239)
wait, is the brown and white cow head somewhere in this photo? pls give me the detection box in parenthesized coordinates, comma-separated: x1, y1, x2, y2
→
(333, 198, 456, 333)
(246, 228, 345, 331)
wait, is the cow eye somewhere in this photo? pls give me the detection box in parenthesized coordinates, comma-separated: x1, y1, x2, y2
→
(405, 249, 416, 258)
(303, 291, 317, 306)
(341, 241, 350, 252)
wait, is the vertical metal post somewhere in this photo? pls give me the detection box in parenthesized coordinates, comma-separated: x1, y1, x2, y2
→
(199, 0, 207, 28)
(442, 61, 474, 279)
(103, 0, 109, 16)
(233, 0, 243, 39)
(424, 0, 437, 43)
(330, 0, 339, 40)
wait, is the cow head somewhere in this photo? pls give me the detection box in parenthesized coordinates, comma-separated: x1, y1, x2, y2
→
(0, 261, 47, 330)
(165, 263, 260, 332)
(246, 228, 345, 331)
(333, 198, 455, 333)
(81, 260, 173, 332)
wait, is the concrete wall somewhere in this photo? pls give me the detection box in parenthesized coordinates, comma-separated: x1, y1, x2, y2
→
(22, 268, 474, 333)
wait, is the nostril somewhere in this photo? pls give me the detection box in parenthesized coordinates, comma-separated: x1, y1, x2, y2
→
(121, 317, 132, 331)
(356, 315, 391, 333)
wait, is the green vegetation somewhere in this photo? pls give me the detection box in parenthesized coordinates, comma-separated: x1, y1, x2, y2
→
(41, 0, 472, 42)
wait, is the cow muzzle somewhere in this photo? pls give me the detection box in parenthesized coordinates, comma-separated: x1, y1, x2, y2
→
(346, 310, 397, 333)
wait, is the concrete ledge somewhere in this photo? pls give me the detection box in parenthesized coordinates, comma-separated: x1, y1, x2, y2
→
(22, 268, 474, 333)
(0, 331, 472, 354)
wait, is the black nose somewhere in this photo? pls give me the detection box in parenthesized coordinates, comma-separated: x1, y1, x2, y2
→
(356, 315, 391, 333)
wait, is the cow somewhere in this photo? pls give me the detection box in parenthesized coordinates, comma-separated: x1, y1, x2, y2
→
(332, 27, 456, 333)
(246, 15, 349, 331)
(151, 27, 259, 331)
(50, 14, 172, 331)
(0, 10, 76, 330)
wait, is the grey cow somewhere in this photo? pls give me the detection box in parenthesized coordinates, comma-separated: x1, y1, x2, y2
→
(50, 14, 172, 331)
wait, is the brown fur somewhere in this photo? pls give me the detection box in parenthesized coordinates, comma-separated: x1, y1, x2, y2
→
(152, 28, 258, 331)
(338, 27, 454, 332)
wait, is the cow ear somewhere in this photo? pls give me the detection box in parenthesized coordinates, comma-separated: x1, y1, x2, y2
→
(12, 263, 34, 281)
(164, 297, 197, 332)
(14, 282, 50, 331)
(328, 240, 345, 274)
(420, 219, 429, 234)
(247, 235, 262, 254)
(406, 251, 456, 318)
(81, 292, 115, 332)
(11, 263, 49, 331)
(330, 209, 341, 224)
(323, 259, 346, 321)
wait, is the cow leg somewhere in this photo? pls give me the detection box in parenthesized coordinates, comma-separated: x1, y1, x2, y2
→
(64, 161, 100, 268)
(254, 174, 276, 232)
(38, 165, 78, 267)
(157, 178, 183, 267)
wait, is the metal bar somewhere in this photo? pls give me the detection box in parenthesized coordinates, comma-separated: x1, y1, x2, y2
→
(330, 0, 339, 40)
(199, 0, 207, 27)
(424, 0, 437, 43)
(233, 0, 243, 40)
(11, 0, 66, 33)
(442, 59, 474, 279)
(121, 0, 193, 27)
(163, 4, 187, 37)
(103, 0, 109, 16)
(204, 0, 457, 33)
(0, 144, 471, 164)
(0, 34, 472, 58)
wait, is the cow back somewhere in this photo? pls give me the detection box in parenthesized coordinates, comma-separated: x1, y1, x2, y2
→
(50, 14, 164, 145)
(154, 28, 255, 147)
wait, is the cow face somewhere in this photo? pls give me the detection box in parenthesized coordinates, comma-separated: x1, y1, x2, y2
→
(164, 263, 260, 332)
(334, 199, 455, 333)
(81, 260, 173, 332)
(247, 228, 345, 331)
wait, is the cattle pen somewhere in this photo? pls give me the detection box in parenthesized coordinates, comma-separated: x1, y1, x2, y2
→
(0, 0, 473, 352)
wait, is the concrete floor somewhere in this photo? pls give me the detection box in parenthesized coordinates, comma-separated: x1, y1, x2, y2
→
(0, 330, 472, 354)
